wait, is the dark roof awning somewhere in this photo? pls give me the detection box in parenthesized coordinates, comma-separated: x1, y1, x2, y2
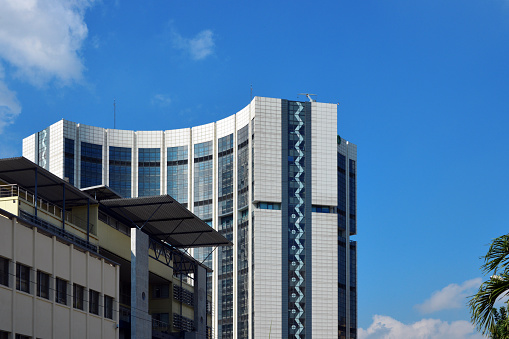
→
(100, 195, 232, 248)
(0, 157, 97, 207)
(81, 185, 123, 200)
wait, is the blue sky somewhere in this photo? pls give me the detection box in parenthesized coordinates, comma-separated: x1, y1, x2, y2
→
(1, 1, 508, 337)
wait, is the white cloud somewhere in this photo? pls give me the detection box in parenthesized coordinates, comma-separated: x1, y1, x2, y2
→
(0, 0, 94, 133)
(415, 278, 482, 314)
(359, 315, 484, 339)
(172, 29, 215, 60)
(151, 94, 172, 107)
(0, 0, 94, 85)
(0, 66, 21, 134)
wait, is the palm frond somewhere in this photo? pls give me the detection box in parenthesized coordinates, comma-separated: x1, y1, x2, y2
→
(468, 272, 509, 335)
(482, 234, 509, 275)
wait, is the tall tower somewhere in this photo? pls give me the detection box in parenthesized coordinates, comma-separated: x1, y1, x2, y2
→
(23, 96, 357, 339)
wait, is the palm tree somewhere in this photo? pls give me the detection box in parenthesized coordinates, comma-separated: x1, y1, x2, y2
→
(468, 234, 509, 336)
(492, 306, 509, 339)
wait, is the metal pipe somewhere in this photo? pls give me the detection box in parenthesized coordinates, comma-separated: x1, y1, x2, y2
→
(87, 198, 90, 242)
(62, 184, 66, 230)
(34, 168, 38, 217)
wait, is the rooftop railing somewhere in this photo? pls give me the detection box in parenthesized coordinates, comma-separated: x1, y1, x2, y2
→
(0, 184, 95, 234)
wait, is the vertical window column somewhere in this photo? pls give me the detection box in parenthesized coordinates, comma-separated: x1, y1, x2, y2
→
(109, 146, 132, 198)
(237, 125, 250, 338)
(64, 138, 75, 185)
(80, 142, 102, 188)
(167, 146, 188, 205)
(138, 148, 161, 197)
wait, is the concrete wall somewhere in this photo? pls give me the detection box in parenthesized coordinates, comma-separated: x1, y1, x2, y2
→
(0, 213, 119, 339)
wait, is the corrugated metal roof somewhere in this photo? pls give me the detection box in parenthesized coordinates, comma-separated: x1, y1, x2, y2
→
(100, 195, 232, 249)
(0, 157, 231, 249)
(0, 157, 97, 207)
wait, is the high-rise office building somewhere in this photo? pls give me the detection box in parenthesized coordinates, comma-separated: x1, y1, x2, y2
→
(23, 96, 357, 339)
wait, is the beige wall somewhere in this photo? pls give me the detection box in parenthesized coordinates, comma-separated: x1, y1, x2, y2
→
(0, 213, 119, 339)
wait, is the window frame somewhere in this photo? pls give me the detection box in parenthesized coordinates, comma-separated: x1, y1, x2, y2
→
(104, 295, 113, 319)
(37, 270, 50, 299)
(89, 289, 100, 315)
(152, 284, 170, 299)
(16, 263, 30, 293)
(56, 278, 68, 305)
(73, 283, 85, 310)
(0, 257, 9, 287)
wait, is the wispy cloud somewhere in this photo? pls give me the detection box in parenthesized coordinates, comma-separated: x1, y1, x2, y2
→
(151, 94, 172, 107)
(0, 67, 21, 134)
(359, 315, 483, 339)
(171, 29, 215, 60)
(415, 278, 482, 314)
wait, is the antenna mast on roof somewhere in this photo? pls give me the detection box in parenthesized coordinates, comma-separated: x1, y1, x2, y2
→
(298, 93, 317, 102)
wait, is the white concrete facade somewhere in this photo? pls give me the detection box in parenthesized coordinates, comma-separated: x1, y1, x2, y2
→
(23, 96, 357, 339)
(0, 214, 119, 339)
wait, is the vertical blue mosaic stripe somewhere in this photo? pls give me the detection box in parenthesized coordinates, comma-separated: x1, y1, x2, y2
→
(282, 100, 312, 339)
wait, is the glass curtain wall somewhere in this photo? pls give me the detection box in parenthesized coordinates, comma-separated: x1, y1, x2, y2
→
(64, 138, 75, 185)
(138, 148, 160, 196)
(218, 134, 234, 339)
(167, 146, 188, 206)
(80, 142, 102, 188)
(193, 141, 214, 296)
(237, 125, 249, 338)
(109, 146, 132, 198)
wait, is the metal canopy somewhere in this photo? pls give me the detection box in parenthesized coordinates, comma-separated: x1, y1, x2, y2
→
(81, 185, 123, 200)
(0, 157, 97, 207)
(101, 195, 232, 248)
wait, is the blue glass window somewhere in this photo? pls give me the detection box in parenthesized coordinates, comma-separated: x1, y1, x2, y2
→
(312, 205, 330, 213)
(80, 142, 102, 188)
(218, 134, 233, 215)
(194, 141, 213, 220)
(257, 202, 281, 210)
(349, 159, 356, 234)
(64, 138, 75, 185)
(109, 146, 131, 198)
(138, 148, 160, 197)
(167, 146, 188, 204)
(237, 125, 249, 209)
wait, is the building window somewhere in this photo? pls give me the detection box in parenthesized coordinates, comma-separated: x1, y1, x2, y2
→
(152, 284, 169, 298)
(80, 142, 102, 188)
(37, 271, 50, 299)
(16, 263, 30, 293)
(109, 146, 132, 198)
(0, 257, 9, 287)
(104, 295, 114, 319)
(64, 138, 75, 185)
(167, 146, 188, 204)
(15, 334, 30, 339)
(0, 331, 9, 339)
(257, 202, 281, 210)
(138, 148, 161, 197)
(56, 278, 67, 305)
(312, 205, 331, 213)
(89, 289, 100, 315)
(73, 284, 85, 310)
(153, 312, 169, 325)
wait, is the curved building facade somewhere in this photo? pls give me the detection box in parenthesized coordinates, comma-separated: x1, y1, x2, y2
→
(23, 96, 357, 339)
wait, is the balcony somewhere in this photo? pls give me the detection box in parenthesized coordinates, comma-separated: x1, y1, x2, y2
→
(0, 184, 98, 251)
